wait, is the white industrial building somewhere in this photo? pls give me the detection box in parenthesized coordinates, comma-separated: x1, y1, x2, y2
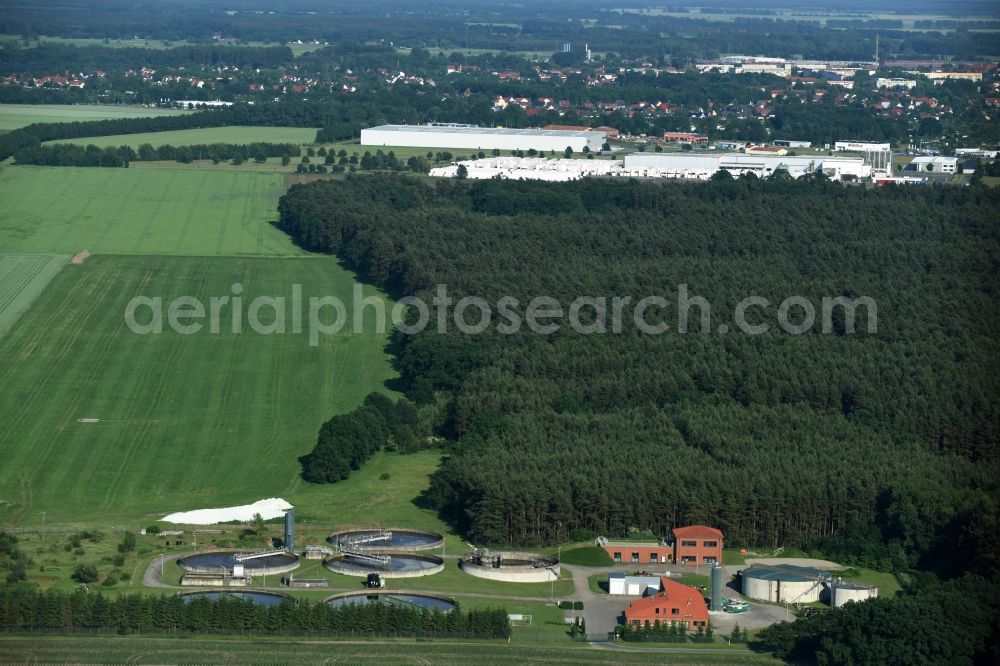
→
(430, 153, 873, 182)
(361, 124, 607, 153)
(608, 574, 663, 596)
(904, 155, 958, 174)
(835, 141, 891, 152)
(622, 153, 872, 180)
(429, 156, 618, 181)
(876, 78, 917, 89)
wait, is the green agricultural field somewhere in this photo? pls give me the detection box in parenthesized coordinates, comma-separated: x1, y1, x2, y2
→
(0, 166, 303, 256)
(0, 104, 189, 131)
(0, 254, 397, 527)
(44, 125, 319, 149)
(0, 253, 68, 338)
(0, 636, 778, 664)
(0, 34, 323, 55)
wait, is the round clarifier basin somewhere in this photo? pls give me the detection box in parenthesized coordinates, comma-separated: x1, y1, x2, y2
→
(178, 550, 299, 575)
(325, 592, 455, 612)
(460, 551, 560, 583)
(323, 552, 444, 578)
(327, 528, 444, 551)
(180, 591, 290, 607)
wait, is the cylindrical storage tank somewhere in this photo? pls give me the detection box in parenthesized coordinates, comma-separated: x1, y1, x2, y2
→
(710, 564, 724, 610)
(831, 582, 877, 607)
(741, 564, 826, 604)
(284, 509, 295, 551)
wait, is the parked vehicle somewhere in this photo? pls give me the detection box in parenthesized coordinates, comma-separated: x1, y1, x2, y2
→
(722, 599, 749, 613)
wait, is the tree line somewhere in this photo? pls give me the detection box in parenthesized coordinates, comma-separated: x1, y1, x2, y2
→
(278, 175, 999, 557)
(14, 141, 302, 167)
(299, 392, 433, 483)
(0, 587, 510, 638)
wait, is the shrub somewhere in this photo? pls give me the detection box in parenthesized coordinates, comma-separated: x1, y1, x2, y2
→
(71, 564, 98, 583)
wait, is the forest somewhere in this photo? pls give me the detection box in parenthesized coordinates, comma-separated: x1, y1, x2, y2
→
(278, 175, 999, 567)
(753, 574, 998, 664)
(0, 586, 510, 638)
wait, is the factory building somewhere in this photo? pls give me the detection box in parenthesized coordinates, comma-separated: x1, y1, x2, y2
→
(623, 577, 709, 629)
(835, 141, 891, 152)
(600, 525, 724, 566)
(622, 153, 871, 181)
(360, 124, 607, 153)
(904, 156, 958, 174)
(429, 156, 618, 181)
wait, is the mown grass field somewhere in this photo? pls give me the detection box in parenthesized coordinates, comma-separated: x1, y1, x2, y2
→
(0, 636, 778, 664)
(0, 254, 397, 526)
(0, 253, 68, 338)
(0, 166, 303, 256)
(45, 126, 319, 149)
(0, 104, 189, 131)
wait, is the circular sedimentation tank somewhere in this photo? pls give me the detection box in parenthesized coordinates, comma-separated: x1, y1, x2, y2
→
(178, 550, 299, 576)
(830, 581, 878, 607)
(327, 527, 444, 552)
(323, 552, 444, 578)
(180, 590, 291, 607)
(460, 549, 559, 583)
(325, 591, 455, 612)
(741, 564, 827, 604)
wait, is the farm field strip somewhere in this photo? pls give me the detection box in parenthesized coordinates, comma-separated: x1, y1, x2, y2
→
(0, 253, 68, 339)
(0, 104, 189, 131)
(43, 126, 319, 149)
(0, 166, 305, 256)
(0, 254, 397, 526)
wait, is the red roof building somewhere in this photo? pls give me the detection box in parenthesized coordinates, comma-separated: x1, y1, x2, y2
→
(602, 525, 723, 565)
(624, 577, 709, 629)
(673, 525, 723, 565)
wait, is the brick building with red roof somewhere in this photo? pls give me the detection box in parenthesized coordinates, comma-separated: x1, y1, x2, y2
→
(623, 577, 709, 629)
(601, 525, 723, 566)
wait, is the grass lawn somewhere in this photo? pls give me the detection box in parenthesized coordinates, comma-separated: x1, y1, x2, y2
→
(559, 546, 614, 566)
(44, 126, 319, 149)
(0, 253, 68, 339)
(838, 567, 902, 597)
(676, 573, 710, 589)
(0, 636, 779, 664)
(0, 166, 303, 256)
(0, 104, 189, 131)
(587, 573, 608, 594)
(0, 254, 397, 527)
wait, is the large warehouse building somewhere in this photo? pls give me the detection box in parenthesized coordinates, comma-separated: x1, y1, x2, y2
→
(360, 124, 607, 153)
(622, 153, 872, 180)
